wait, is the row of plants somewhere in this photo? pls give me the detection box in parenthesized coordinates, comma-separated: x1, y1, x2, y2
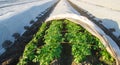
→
(32, 21, 63, 65)
(64, 20, 91, 63)
(64, 20, 115, 64)
(18, 19, 115, 65)
(17, 22, 48, 65)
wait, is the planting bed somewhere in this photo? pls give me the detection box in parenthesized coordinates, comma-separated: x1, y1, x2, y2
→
(18, 19, 115, 65)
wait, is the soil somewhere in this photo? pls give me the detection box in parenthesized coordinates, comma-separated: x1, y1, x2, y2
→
(59, 43, 72, 65)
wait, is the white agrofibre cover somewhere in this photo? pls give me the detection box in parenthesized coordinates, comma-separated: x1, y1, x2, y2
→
(0, 0, 58, 55)
(46, 0, 120, 64)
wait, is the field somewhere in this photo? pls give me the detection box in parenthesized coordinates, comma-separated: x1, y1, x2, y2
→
(0, 0, 120, 65)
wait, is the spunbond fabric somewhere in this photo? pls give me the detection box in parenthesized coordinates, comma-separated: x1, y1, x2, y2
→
(0, 0, 58, 55)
